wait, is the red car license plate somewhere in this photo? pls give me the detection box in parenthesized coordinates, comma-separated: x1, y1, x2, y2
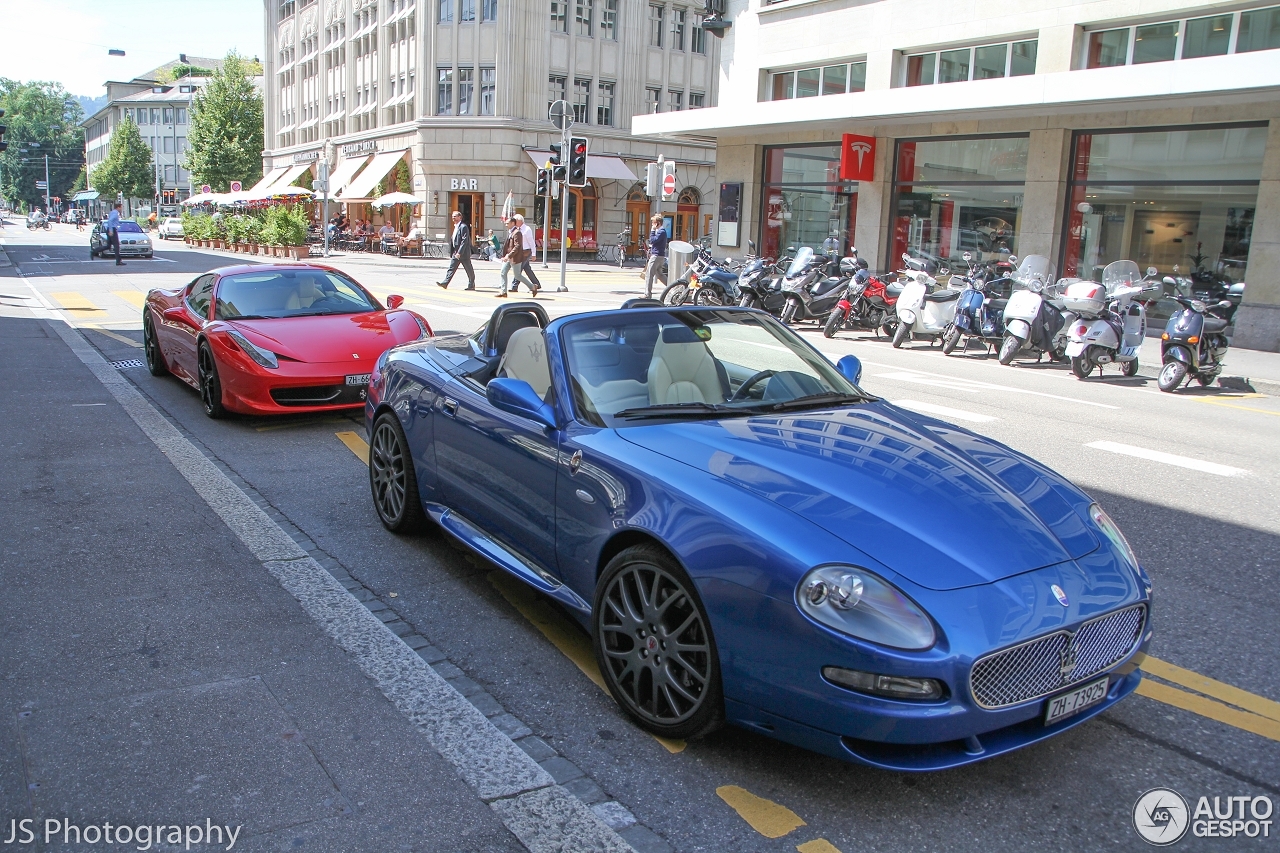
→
(346, 373, 372, 386)
(1044, 676, 1109, 725)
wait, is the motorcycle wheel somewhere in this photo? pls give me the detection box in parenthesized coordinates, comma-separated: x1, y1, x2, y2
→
(1196, 374, 1213, 387)
(694, 288, 724, 306)
(1121, 359, 1139, 378)
(998, 335, 1021, 365)
(779, 299, 798, 325)
(941, 325, 962, 355)
(1070, 354, 1093, 380)
(660, 283, 689, 306)
(1157, 360, 1187, 392)
(879, 319, 896, 340)
(892, 322, 910, 349)
(738, 293, 758, 309)
(823, 311, 843, 338)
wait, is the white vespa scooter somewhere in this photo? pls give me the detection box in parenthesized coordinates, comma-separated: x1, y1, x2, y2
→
(999, 255, 1076, 365)
(1062, 260, 1157, 379)
(892, 254, 961, 348)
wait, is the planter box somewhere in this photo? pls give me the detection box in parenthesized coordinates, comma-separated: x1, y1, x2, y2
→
(289, 245, 308, 260)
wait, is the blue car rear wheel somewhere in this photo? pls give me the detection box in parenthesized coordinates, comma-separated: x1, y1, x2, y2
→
(370, 413, 428, 533)
(593, 545, 723, 739)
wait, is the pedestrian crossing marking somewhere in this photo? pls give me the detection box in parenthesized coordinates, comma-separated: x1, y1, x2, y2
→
(50, 291, 103, 311)
(111, 290, 147, 309)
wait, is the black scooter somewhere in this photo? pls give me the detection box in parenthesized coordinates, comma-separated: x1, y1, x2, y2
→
(1157, 295, 1233, 392)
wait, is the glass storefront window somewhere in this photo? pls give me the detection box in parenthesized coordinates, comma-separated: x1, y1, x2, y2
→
(1182, 15, 1233, 59)
(890, 135, 1029, 270)
(1062, 126, 1264, 317)
(1238, 6, 1280, 52)
(796, 68, 821, 98)
(760, 144, 856, 261)
(1133, 22, 1179, 64)
(1087, 29, 1129, 68)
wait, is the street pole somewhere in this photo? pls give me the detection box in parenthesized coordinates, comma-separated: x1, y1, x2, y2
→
(43, 155, 50, 214)
(558, 121, 569, 292)
(319, 160, 331, 258)
(542, 189, 550, 268)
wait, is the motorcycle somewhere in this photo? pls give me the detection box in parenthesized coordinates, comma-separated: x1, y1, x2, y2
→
(661, 238, 744, 306)
(1157, 295, 1234, 392)
(738, 251, 792, 314)
(892, 254, 961, 348)
(1063, 260, 1160, 379)
(824, 259, 902, 339)
(943, 251, 1015, 356)
(27, 216, 50, 230)
(777, 247, 848, 325)
(997, 255, 1075, 365)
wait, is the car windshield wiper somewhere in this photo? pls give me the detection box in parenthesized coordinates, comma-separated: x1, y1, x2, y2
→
(614, 402, 740, 420)
(753, 391, 875, 413)
(223, 314, 278, 320)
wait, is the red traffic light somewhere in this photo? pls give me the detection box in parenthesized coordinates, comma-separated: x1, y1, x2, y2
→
(573, 142, 586, 154)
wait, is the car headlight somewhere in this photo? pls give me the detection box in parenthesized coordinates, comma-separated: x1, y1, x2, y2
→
(412, 313, 432, 339)
(1089, 503, 1139, 572)
(797, 566, 936, 650)
(226, 329, 279, 369)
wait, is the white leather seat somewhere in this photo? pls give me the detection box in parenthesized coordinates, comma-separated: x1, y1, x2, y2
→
(647, 326, 725, 405)
(498, 326, 552, 399)
(286, 277, 321, 310)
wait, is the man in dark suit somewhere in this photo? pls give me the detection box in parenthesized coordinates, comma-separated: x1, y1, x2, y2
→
(436, 210, 476, 290)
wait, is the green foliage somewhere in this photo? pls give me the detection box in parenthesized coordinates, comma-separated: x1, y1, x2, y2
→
(69, 166, 87, 194)
(184, 52, 264, 192)
(393, 159, 412, 194)
(0, 78, 86, 210)
(91, 116, 154, 203)
(183, 212, 212, 240)
(171, 64, 215, 80)
(292, 168, 314, 189)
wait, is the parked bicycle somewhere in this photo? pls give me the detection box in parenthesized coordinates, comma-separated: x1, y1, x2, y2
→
(616, 229, 632, 269)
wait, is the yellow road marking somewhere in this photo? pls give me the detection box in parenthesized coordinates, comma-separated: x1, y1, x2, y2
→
(50, 291, 102, 311)
(716, 785, 807, 839)
(1193, 398, 1280, 417)
(1136, 680, 1280, 743)
(1141, 656, 1280, 723)
(83, 327, 142, 348)
(335, 430, 370, 462)
(488, 570, 686, 754)
(796, 840, 843, 853)
(111, 289, 146, 309)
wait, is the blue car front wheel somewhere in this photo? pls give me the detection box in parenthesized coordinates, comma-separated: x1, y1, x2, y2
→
(593, 545, 723, 740)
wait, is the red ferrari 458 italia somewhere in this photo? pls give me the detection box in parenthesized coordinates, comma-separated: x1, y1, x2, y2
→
(142, 264, 431, 417)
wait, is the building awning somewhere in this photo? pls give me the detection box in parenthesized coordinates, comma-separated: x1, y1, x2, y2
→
(247, 168, 289, 194)
(249, 163, 311, 198)
(73, 190, 100, 201)
(338, 149, 408, 200)
(524, 149, 638, 182)
(326, 154, 372, 198)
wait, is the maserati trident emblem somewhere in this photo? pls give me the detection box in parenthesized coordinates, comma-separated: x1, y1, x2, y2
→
(1059, 633, 1079, 678)
(1051, 584, 1070, 607)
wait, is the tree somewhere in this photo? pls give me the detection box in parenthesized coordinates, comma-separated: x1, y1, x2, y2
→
(91, 115, 153, 204)
(0, 79, 86, 211)
(185, 52, 264, 192)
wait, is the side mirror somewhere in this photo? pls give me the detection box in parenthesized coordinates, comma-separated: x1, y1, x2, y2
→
(385, 294, 405, 309)
(1007, 255, 1018, 264)
(1146, 266, 1158, 277)
(1162, 276, 1176, 287)
(748, 240, 756, 253)
(963, 251, 973, 263)
(486, 378, 557, 430)
(836, 354, 863, 385)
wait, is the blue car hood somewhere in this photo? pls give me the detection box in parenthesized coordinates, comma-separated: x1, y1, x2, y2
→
(618, 403, 1099, 591)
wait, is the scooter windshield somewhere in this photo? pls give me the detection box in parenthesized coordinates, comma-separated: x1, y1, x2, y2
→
(786, 247, 814, 278)
(1011, 255, 1055, 292)
(1102, 260, 1142, 293)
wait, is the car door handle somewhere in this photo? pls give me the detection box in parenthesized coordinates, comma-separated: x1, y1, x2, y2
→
(442, 397, 458, 417)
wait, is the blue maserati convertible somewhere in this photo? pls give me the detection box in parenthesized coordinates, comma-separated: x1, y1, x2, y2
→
(364, 302, 1152, 770)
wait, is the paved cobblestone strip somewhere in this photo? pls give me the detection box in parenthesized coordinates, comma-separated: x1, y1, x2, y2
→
(43, 315, 635, 853)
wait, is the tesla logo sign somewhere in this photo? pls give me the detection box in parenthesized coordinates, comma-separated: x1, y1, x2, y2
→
(839, 134, 876, 182)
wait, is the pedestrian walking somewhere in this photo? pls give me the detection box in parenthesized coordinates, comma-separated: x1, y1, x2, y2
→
(511, 214, 541, 297)
(436, 211, 476, 289)
(643, 214, 668, 298)
(106, 203, 124, 266)
(496, 219, 530, 298)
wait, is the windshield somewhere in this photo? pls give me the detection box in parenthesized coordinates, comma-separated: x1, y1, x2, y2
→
(786, 247, 814, 278)
(213, 269, 379, 320)
(1102, 260, 1142, 292)
(117, 221, 144, 233)
(561, 309, 872, 428)
(1011, 255, 1054, 291)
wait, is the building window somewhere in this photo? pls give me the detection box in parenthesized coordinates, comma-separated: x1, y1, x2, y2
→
(161, 107, 173, 124)
(573, 77, 591, 122)
(438, 0, 452, 21)
(457, 67, 474, 114)
(689, 91, 704, 108)
(551, 0, 567, 31)
(548, 75, 567, 112)
(600, 0, 617, 39)
(891, 135, 1029, 270)
(576, 0, 592, 35)
(480, 67, 496, 114)
(760, 143, 858, 260)
(768, 61, 866, 100)
(597, 81, 614, 125)
(906, 40, 1037, 85)
(645, 86, 661, 113)
(648, 4, 664, 47)
(667, 89, 683, 111)
(1085, 7, 1280, 68)
(671, 8, 685, 50)
(1062, 124, 1266, 312)
(691, 15, 706, 54)
(460, 0, 475, 21)
(437, 67, 453, 114)
(482, 0, 497, 19)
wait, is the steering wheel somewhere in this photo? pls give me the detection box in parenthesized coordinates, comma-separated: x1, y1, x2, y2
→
(730, 369, 776, 402)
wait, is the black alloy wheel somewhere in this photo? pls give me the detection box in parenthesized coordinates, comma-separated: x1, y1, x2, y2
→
(370, 413, 427, 533)
(694, 288, 724, 306)
(197, 341, 227, 419)
(823, 309, 843, 338)
(660, 283, 690, 306)
(1121, 359, 1139, 378)
(1070, 352, 1094, 380)
(593, 545, 723, 740)
(142, 313, 168, 377)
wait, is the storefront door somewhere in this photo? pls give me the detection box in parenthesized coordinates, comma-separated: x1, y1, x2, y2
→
(450, 192, 485, 244)
(760, 143, 857, 260)
(626, 202, 649, 253)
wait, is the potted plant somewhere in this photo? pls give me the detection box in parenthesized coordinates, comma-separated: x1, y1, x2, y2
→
(281, 205, 311, 260)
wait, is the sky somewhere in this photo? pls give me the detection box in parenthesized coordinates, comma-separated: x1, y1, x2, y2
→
(0, 0, 265, 98)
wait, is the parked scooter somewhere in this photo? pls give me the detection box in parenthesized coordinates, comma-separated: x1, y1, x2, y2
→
(778, 247, 847, 325)
(892, 254, 961, 348)
(1063, 260, 1159, 379)
(998, 255, 1075, 365)
(943, 251, 1015, 355)
(1157, 295, 1234, 392)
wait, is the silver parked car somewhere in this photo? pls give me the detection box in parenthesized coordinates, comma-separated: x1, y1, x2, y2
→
(90, 221, 154, 259)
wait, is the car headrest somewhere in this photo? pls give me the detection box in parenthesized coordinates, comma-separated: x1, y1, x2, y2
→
(494, 312, 538, 356)
(498, 327, 552, 399)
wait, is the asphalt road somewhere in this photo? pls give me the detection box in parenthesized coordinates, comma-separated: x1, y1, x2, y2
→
(4, 224, 1279, 852)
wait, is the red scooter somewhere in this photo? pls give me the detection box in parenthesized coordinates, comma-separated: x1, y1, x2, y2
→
(824, 262, 904, 339)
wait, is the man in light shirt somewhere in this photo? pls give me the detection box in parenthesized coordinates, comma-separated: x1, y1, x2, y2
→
(105, 203, 124, 266)
(510, 214, 541, 296)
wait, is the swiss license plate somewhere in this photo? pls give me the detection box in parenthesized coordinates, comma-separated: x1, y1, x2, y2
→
(345, 373, 371, 386)
(1045, 676, 1109, 725)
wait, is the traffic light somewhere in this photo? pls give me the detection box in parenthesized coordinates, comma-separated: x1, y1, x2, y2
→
(553, 165, 567, 184)
(568, 136, 588, 188)
(0, 109, 7, 153)
(536, 168, 550, 197)
(548, 143, 562, 168)
(645, 163, 659, 197)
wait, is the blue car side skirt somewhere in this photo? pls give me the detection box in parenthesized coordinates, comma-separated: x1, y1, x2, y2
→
(424, 502, 593, 617)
